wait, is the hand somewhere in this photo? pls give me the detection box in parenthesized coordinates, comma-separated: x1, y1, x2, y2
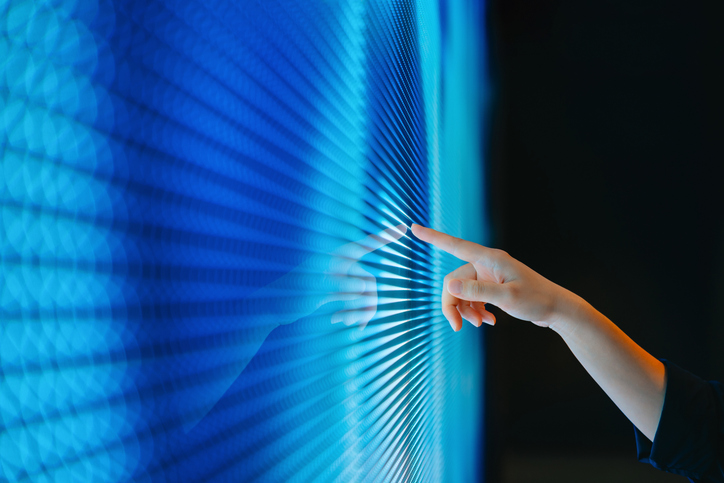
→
(411, 224, 573, 331)
(412, 224, 668, 443)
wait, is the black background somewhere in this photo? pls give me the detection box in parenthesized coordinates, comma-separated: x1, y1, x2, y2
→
(484, 0, 724, 481)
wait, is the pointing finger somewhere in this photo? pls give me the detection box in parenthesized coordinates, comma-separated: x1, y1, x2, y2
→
(411, 223, 497, 265)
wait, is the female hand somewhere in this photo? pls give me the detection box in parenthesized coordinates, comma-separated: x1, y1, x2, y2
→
(412, 224, 668, 444)
(411, 224, 574, 331)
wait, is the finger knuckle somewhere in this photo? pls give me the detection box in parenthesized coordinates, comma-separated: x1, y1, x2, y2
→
(470, 282, 486, 299)
(450, 239, 461, 256)
(506, 283, 521, 301)
(492, 248, 509, 260)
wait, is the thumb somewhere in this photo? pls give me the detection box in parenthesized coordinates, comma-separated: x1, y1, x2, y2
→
(448, 279, 506, 305)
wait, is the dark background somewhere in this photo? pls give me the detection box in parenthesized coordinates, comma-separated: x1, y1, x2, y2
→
(484, 1, 724, 482)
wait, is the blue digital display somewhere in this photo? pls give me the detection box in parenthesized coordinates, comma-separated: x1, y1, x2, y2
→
(1, 0, 489, 480)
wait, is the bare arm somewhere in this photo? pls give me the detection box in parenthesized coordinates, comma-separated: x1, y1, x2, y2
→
(411, 223, 666, 441)
(550, 292, 666, 441)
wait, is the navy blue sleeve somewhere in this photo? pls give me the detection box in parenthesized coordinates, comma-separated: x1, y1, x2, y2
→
(634, 359, 724, 482)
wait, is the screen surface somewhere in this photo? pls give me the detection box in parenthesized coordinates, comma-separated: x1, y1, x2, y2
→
(0, 0, 489, 480)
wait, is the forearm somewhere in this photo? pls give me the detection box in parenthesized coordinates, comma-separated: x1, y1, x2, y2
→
(550, 292, 667, 442)
(410, 223, 669, 440)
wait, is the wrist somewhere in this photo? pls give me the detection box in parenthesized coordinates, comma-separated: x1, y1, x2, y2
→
(547, 289, 593, 337)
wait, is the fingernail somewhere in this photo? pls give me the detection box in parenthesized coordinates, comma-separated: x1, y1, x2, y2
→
(448, 280, 462, 295)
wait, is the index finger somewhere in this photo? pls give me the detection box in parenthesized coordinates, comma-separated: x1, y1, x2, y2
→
(411, 223, 492, 264)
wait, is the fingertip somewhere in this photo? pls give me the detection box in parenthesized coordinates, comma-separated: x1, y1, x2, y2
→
(452, 314, 463, 332)
(458, 304, 483, 328)
(482, 312, 496, 326)
(444, 315, 461, 332)
(410, 223, 427, 236)
(442, 306, 462, 332)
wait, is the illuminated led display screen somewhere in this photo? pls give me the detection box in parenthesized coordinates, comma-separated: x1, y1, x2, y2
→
(1, 0, 489, 480)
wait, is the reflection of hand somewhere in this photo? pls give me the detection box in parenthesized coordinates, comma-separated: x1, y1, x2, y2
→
(180, 224, 407, 433)
(411, 224, 573, 331)
(318, 224, 407, 330)
(253, 223, 406, 330)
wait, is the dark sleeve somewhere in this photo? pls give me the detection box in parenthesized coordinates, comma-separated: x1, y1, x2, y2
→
(634, 359, 724, 482)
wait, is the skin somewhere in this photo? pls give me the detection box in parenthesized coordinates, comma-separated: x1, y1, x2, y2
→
(410, 223, 666, 442)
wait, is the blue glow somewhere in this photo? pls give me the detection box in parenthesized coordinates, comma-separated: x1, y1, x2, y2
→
(1, 0, 488, 481)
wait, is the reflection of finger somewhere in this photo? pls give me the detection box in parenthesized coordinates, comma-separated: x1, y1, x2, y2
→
(340, 223, 407, 260)
(332, 291, 377, 312)
(331, 306, 376, 327)
(411, 223, 498, 265)
(330, 268, 377, 329)
(322, 274, 367, 297)
(326, 263, 375, 303)
(357, 307, 374, 330)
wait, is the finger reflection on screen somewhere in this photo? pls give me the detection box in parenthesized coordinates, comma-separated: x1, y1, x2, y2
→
(181, 223, 408, 432)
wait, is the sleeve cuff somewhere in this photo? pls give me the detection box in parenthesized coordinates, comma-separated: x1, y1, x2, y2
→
(634, 359, 720, 481)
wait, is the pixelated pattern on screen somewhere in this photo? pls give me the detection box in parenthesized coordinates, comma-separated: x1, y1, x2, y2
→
(0, 0, 488, 481)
